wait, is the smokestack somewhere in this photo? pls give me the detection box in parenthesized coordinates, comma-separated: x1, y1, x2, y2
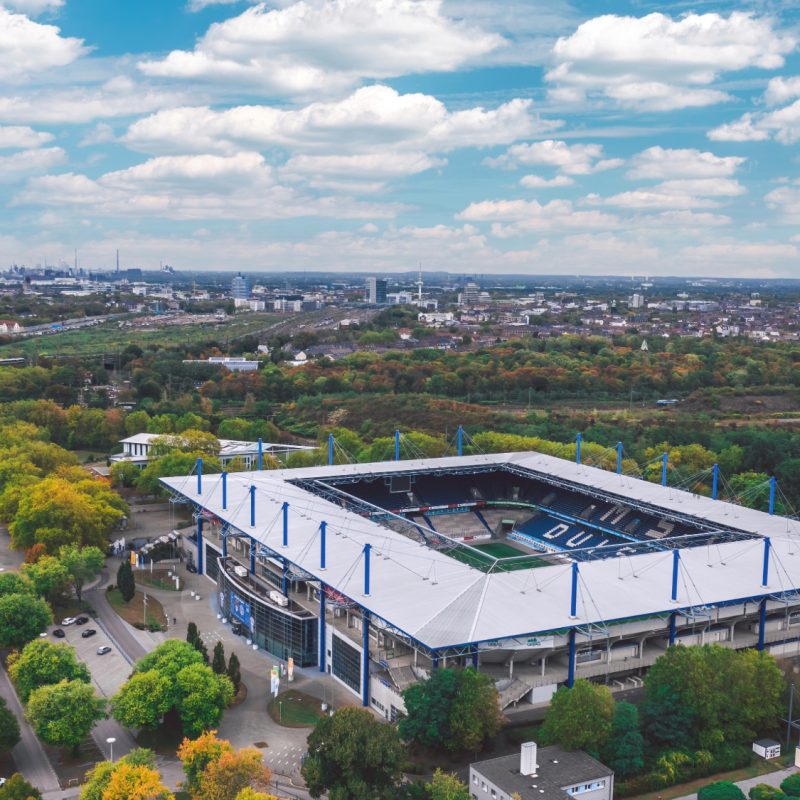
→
(521, 742, 538, 777)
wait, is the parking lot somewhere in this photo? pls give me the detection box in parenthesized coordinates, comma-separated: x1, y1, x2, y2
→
(47, 620, 132, 700)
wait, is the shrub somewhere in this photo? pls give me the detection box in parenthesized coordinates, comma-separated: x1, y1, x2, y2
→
(781, 775, 800, 798)
(698, 781, 747, 800)
(750, 785, 786, 800)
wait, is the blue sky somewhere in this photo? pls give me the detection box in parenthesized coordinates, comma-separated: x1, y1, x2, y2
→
(1, 0, 799, 276)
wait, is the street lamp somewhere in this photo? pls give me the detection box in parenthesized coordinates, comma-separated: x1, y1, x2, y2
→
(106, 736, 116, 762)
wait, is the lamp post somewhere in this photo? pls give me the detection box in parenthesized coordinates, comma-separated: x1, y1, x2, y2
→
(106, 736, 116, 762)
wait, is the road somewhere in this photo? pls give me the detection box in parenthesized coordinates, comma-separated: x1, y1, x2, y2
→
(0, 664, 60, 794)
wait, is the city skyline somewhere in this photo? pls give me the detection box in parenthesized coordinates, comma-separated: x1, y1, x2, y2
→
(0, 0, 799, 276)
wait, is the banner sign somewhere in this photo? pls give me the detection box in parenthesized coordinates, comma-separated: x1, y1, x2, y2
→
(478, 635, 555, 651)
(229, 592, 252, 626)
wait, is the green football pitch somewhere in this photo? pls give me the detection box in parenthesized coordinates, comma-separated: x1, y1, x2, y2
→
(444, 540, 547, 571)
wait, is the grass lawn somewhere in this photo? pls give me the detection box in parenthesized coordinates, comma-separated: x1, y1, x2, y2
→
(267, 690, 325, 728)
(446, 541, 547, 571)
(137, 571, 180, 591)
(107, 588, 167, 630)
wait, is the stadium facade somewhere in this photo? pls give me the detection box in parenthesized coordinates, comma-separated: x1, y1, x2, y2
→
(162, 451, 800, 718)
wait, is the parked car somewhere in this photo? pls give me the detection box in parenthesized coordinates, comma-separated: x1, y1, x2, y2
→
(81, 629, 97, 638)
(96, 646, 112, 655)
(52, 628, 65, 638)
(76, 616, 89, 625)
(186, 563, 197, 574)
(231, 622, 245, 636)
(0, 777, 6, 787)
(60, 617, 77, 626)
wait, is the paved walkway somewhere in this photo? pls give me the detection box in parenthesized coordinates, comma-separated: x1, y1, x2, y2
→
(673, 764, 798, 800)
(0, 664, 60, 794)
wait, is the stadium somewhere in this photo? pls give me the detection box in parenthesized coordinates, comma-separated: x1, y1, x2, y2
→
(162, 448, 800, 720)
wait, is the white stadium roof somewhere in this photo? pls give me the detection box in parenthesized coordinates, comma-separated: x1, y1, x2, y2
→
(161, 451, 800, 651)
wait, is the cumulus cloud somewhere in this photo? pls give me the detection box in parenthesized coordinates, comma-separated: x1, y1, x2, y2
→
(520, 174, 574, 188)
(186, 0, 243, 10)
(0, 6, 86, 82)
(593, 178, 745, 210)
(547, 12, 795, 110)
(14, 152, 403, 221)
(123, 86, 545, 192)
(1, 0, 63, 15)
(627, 147, 745, 179)
(0, 146, 65, 181)
(486, 140, 622, 175)
(709, 99, 800, 145)
(765, 76, 800, 106)
(139, 0, 504, 97)
(765, 182, 800, 222)
(0, 125, 53, 149)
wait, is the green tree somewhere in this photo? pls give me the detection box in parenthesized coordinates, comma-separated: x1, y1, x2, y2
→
(109, 671, 173, 730)
(125, 410, 150, 436)
(399, 667, 502, 753)
(227, 652, 242, 693)
(59, 544, 105, 602)
(0, 572, 33, 598)
(780, 775, 800, 797)
(27, 679, 106, 755)
(749, 785, 786, 800)
(175, 662, 234, 737)
(302, 707, 404, 800)
(8, 639, 91, 702)
(0, 697, 20, 753)
(187, 621, 200, 648)
(212, 641, 226, 675)
(0, 593, 52, 648)
(697, 782, 746, 800)
(427, 769, 470, 800)
(539, 679, 614, 753)
(602, 701, 645, 778)
(20, 555, 70, 603)
(0, 773, 43, 800)
(117, 558, 136, 602)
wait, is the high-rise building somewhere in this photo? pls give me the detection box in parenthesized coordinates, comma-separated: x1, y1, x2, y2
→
(366, 277, 387, 304)
(231, 273, 250, 300)
(461, 281, 480, 306)
(630, 293, 645, 309)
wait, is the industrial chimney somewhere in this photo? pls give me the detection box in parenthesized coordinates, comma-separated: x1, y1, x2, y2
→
(521, 742, 538, 777)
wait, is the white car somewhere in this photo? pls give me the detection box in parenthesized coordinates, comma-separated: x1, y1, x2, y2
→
(60, 617, 77, 626)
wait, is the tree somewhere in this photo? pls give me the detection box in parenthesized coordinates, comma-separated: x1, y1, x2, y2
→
(109, 670, 173, 730)
(187, 621, 200, 647)
(175, 662, 234, 737)
(227, 652, 242, 693)
(103, 764, 173, 800)
(212, 641, 226, 675)
(539, 679, 614, 753)
(0, 593, 52, 648)
(781, 775, 800, 797)
(427, 769, 470, 800)
(601, 701, 644, 778)
(27, 679, 106, 755)
(399, 667, 502, 753)
(117, 558, 136, 602)
(178, 730, 234, 797)
(697, 782, 746, 800)
(198, 748, 271, 800)
(20, 555, 70, 603)
(80, 748, 156, 800)
(0, 572, 33, 598)
(0, 697, 20, 753)
(302, 707, 404, 800)
(750, 786, 786, 800)
(0, 774, 43, 800)
(59, 544, 105, 602)
(234, 790, 279, 800)
(8, 639, 91, 702)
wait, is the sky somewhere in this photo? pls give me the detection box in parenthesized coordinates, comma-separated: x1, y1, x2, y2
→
(1, 0, 800, 277)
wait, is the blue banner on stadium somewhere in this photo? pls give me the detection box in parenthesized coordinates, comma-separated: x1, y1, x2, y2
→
(229, 592, 252, 626)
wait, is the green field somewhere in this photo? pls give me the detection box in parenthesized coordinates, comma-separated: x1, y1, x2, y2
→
(0, 313, 284, 358)
(445, 540, 547, 571)
(267, 690, 324, 728)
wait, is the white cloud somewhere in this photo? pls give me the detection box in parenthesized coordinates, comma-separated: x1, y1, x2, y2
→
(457, 197, 619, 237)
(0, 146, 65, 181)
(650, 210, 732, 227)
(765, 183, 800, 222)
(140, 0, 503, 97)
(0, 125, 53, 149)
(1, 0, 63, 15)
(594, 178, 745, 210)
(680, 241, 798, 271)
(14, 152, 403, 221)
(0, 78, 188, 124)
(520, 174, 574, 188)
(765, 76, 800, 106)
(709, 99, 800, 145)
(627, 147, 745, 179)
(186, 0, 242, 10)
(0, 6, 85, 82)
(547, 12, 795, 110)
(486, 140, 622, 175)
